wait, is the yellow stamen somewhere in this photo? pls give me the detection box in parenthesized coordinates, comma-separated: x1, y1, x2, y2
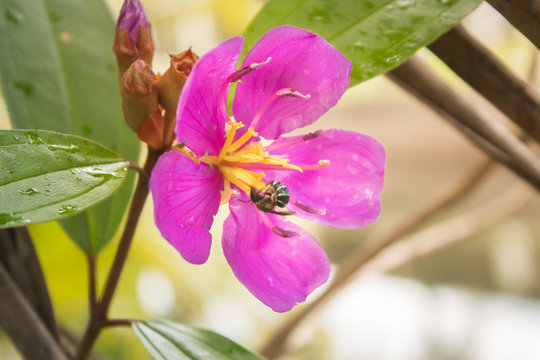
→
(212, 121, 303, 196)
(227, 127, 258, 153)
(218, 121, 243, 162)
(220, 166, 265, 194)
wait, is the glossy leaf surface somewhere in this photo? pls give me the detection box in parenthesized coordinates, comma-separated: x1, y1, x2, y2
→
(0, 0, 140, 252)
(244, 0, 482, 86)
(0, 130, 128, 233)
(133, 320, 263, 360)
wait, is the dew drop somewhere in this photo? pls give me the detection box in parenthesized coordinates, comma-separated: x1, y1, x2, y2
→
(17, 187, 39, 196)
(308, 8, 328, 23)
(27, 132, 44, 144)
(350, 41, 365, 51)
(48, 144, 79, 152)
(384, 55, 401, 64)
(58, 204, 78, 215)
(397, 0, 414, 7)
(0, 212, 24, 226)
(84, 168, 123, 179)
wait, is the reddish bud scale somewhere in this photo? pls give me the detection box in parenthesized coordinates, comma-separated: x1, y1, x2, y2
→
(113, 26, 154, 76)
(158, 49, 199, 115)
(137, 112, 166, 150)
(113, 0, 197, 151)
(158, 48, 199, 145)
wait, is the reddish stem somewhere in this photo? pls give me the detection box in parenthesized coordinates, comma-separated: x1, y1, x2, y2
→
(75, 148, 161, 360)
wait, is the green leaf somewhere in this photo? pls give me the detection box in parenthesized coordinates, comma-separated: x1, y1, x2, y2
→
(133, 320, 264, 360)
(0, 130, 128, 230)
(243, 0, 482, 86)
(0, 0, 140, 253)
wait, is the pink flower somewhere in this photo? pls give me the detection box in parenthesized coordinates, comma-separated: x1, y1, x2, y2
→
(149, 26, 385, 312)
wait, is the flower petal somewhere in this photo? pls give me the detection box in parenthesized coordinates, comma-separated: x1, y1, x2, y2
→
(266, 129, 385, 228)
(232, 25, 351, 139)
(149, 151, 223, 264)
(222, 194, 330, 312)
(175, 36, 244, 157)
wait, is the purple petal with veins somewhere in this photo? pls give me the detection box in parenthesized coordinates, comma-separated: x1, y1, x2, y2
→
(176, 36, 244, 157)
(265, 129, 386, 228)
(232, 25, 351, 139)
(223, 194, 330, 312)
(149, 151, 223, 264)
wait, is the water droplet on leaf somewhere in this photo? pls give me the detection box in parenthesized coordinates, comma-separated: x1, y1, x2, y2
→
(58, 204, 78, 215)
(397, 0, 414, 8)
(0, 212, 25, 226)
(17, 187, 39, 196)
(47, 144, 79, 152)
(384, 55, 401, 64)
(27, 132, 44, 144)
(84, 168, 123, 179)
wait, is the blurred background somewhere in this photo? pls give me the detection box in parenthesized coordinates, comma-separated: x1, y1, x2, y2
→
(1, 0, 540, 359)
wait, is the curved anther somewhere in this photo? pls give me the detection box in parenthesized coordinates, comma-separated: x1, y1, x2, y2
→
(228, 57, 272, 82)
(264, 130, 323, 152)
(275, 88, 311, 99)
(272, 226, 298, 238)
(298, 160, 331, 171)
(291, 199, 326, 215)
(218, 57, 272, 125)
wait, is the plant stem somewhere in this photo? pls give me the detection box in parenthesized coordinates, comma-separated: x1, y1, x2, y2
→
(388, 56, 540, 190)
(487, 0, 540, 50)
(428, 24, 540, 143)
(0, 262, 68, 360)
(0, 227, 60, 341)
(75, 147, 161, 360)
(102, 319, 133, 327)
(88, 255, 97, 318)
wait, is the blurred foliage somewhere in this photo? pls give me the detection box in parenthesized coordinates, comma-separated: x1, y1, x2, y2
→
(243, 0, 482, 86)
(0, 0, 140, 254)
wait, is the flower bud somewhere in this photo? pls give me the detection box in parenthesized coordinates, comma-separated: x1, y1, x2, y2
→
(113, 0, 154, 75)
(158, 48, 199, 115)
(117, 0, 148, 43)
(121, 59, 159, 133)
(158, 48, 199, 145)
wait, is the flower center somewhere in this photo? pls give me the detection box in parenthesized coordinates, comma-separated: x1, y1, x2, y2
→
(204, 121, 301, 196)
